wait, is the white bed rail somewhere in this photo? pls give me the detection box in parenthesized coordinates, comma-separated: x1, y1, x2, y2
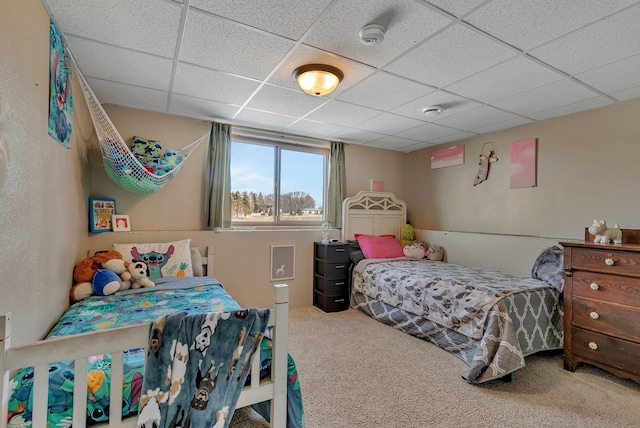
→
(0, 283, 289, 428)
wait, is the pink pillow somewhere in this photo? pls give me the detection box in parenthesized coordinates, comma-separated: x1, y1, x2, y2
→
(355, 234, 404, 259)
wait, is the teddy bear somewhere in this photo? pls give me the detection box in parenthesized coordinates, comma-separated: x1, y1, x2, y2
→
(70, 250, 125, 302)
(121, 260, 155, 289)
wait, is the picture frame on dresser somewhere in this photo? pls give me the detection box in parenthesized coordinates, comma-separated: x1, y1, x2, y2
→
(560, 228, 640, 384)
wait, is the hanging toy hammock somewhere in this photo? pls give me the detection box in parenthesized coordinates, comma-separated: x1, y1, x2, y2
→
(75, 67, 209, 194)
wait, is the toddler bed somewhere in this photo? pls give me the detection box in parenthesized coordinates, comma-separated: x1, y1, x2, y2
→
(342, 192, 564, 384)
(1, 243, 302, 427)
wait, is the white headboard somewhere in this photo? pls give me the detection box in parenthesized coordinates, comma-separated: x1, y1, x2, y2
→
(341, 191, 406, 241)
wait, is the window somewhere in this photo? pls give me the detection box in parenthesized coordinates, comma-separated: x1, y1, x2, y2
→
(230, 133, 327, 225)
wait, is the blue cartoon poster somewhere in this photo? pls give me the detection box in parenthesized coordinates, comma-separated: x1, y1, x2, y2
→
(48, 19, 73, 148)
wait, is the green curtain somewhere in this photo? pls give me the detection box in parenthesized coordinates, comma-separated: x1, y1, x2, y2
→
(204, 122, 231, 229)
(326, 141, 346, 228)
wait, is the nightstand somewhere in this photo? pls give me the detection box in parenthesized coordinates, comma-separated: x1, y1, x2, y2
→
(313, 242, 350, 312)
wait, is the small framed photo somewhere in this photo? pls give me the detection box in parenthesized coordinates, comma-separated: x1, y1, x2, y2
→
(89, 198, 116, 233)
(112, 214, 131, 232)
(270, 245, 295, 281)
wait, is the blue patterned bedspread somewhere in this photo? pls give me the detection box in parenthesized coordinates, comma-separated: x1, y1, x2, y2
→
(6, 277, 304, 427)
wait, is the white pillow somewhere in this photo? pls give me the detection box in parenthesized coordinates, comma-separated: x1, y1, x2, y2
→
(113, 238, 193, 280)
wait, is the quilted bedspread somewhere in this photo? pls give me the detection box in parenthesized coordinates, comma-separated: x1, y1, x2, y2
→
(6, 277, 304, 427)
(352, 259, 564, 383)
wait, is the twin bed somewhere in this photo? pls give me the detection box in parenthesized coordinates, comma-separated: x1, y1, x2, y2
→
(342, 191, 565, 383)
(1, 244, 301, 427)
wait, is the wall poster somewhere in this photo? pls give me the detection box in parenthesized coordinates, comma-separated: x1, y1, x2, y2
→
(510, 138, 537, 188)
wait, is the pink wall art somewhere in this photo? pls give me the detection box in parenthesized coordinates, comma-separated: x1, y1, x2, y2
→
(510, 138, 537, 188)
(431, 145, 464, 169)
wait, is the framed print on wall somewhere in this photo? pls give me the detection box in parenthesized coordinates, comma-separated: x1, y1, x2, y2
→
(271, 245, 295, 281)
(510, 138, 537, 188)
(89, 198, 115, 232)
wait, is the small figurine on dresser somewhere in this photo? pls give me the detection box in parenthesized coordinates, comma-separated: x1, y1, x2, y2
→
(588, 219, 622, 244)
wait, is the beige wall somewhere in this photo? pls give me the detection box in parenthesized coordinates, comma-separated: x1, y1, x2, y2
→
(407, 98, 640, 275)
(87, 104, 405, 310)
(0, 0, 92, 344)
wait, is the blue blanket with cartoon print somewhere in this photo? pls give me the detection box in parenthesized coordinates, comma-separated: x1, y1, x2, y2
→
(137, 309, 270, 428)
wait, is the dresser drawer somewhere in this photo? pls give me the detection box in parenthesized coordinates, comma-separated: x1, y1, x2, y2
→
(572, 327, 640, 375)
(572, 271, 640, 307)
(573, 298, 640, 342)
(314, 294, 349, 312)
(314, 274, 348, 296)
(570, 248, 640, 276)
(315, 260, 349, 279)
(315, 243, 349, 262)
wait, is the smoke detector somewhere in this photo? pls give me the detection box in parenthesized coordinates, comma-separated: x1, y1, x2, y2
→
(359, 24, 386, 45)
(422, 105, 444, 117)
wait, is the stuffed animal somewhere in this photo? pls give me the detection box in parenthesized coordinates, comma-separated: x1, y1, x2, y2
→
(92, 269, 122, 296)
(70, 250, 125, 302)
(121, 260, 155, 289)
(588, 219, 622, 244)
(400, 224, 415, 247)
(426, 245, 444, 261)
(403, 241, 426, 259)
(101, 258, 131, 291)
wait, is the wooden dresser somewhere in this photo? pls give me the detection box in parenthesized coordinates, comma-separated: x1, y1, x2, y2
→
(561, 228, 640, 383)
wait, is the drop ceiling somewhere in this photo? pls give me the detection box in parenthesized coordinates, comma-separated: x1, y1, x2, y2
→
(43, 0, 640, 152)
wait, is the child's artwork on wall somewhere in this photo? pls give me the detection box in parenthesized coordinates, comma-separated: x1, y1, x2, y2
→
(431, 145, 464, 169)
(48, 19, 73, 148)
(89, 198, 116, 232)
(510, 138, 537, 188)
(112, 214, 131, 232)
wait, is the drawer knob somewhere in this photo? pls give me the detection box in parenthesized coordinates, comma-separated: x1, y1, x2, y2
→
(589, 311, 600, 320)
(589, 282, 600, 291)
(588, 342, 598, 350)
(604, 257, 614, 266)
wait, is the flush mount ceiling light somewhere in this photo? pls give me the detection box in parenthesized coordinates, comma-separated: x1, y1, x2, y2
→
(292, 64, 344, 96)
(423, 105, 444, 117)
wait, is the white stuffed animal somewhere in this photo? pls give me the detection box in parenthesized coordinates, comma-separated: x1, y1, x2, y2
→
(588, 219, 622, 244)
(121, 260, 155, 289)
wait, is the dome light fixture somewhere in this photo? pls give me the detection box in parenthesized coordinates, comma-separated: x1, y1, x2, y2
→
(292, 64, 344, 97)
(422, 105, 444, 117)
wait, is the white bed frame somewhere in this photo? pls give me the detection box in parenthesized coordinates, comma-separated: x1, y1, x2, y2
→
(0, 246, 289, 428)
(342, 191, 406, 241)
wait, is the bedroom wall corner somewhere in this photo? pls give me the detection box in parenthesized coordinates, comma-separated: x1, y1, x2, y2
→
(0, 0, 92, 345)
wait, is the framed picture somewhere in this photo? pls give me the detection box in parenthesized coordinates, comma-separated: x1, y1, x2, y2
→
(430, 145, 464, 169)
(510, 138, 537, 188)
(270, 245, 295, 281)
(112, 214, 131, 232)
(89, 198, 116, 233)
(370, 179, 384, 192)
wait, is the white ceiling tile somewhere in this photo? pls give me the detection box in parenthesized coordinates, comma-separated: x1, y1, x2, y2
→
(354, 113, 424, 135)
(304, 0, 454, 68)
(245, 84, 327, 117)
(394, 122, 463, 141)
(611, 86, 640, 102)
(284, 119, 347, 138)
(169, 94, 240, 121)
(426, 0, 489, 18)
(330, 128, 385, 144)
(400, 141, 438, 152)
(233, 108, 297, 131)
(365, 136, 420, 151)
(48, 0, 181, 57)
(384, 24, 518, 88)
(527, 96, 615, 121)
(180, 10, 295, 79)
(429, 131, 477, 145)
(173, 63, 261, 105)
(491, 79, 602, 116)
(306, 101, 382, 127)
(434, 105, 523, 131)
(464, 0, 639, 51)
(190, 0, 333, 40)
(444, 56, 565, 103)
(576, 54, 640, 94)
(472, 117, 534, 135)
(530, 4, 640, 75)
(337, 72, 434, 111)
(86, 78, 169, 113)
(391, 90, 479, 120)
(66, 36, 174, 91)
